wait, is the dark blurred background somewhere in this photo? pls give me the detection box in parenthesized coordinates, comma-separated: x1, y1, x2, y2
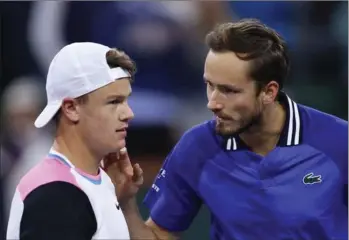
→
(1, 1, 348, 239)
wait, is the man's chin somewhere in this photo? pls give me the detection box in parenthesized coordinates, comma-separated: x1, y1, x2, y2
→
(215, 124, 239, 137)
(215, 119, 253, 136)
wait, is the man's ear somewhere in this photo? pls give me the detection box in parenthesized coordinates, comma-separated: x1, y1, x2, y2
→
(261, 81, 279, 104)
(61, 98, 81, 123)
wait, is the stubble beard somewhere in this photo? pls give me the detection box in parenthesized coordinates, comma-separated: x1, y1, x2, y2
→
(215, 111, 263, 137)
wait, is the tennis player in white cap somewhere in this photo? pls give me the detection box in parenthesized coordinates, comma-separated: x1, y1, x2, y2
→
(6, 42, 162, 240)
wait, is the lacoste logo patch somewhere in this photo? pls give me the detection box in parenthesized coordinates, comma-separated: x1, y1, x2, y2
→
(303, 172, 322, 185)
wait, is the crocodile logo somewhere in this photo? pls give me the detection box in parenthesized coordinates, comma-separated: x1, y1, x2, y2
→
(303, 172, 322, 184)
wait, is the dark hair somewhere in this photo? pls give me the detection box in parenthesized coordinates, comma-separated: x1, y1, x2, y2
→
(52, 47, 136, 126)
(205, 18, 290, 92)
(106, 48, 137, 81)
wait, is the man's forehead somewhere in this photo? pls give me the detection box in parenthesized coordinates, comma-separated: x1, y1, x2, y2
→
(205, 51, 251, 84)
(94, 79, 132, 97)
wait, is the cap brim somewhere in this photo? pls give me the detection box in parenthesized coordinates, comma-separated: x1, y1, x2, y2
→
(34, 101, 61, 128)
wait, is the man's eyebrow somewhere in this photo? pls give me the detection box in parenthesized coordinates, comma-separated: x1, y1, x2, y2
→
(106, 92, 132, 100)
(203, 77, 239, 89)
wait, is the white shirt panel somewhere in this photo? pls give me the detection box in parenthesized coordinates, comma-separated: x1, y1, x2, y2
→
(6, 189, 24, 240)
(71, 166, 130, 240)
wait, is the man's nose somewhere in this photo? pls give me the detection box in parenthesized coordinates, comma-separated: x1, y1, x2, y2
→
(207, 99, 223, 111)
(120, 104, 134, 121)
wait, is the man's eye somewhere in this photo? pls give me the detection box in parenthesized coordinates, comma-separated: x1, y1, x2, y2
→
(221, 88, 240, 94)
(109, 99, 122, 104)
(204, 80, 213, 87)
(222, 88, 233, 94)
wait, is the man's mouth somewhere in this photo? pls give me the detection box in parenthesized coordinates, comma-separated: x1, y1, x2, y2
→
(115, 126, 128, 134)
(116, 128, 126, 132)
(116, 124, 128, 130)
(216, 115, 231, 121)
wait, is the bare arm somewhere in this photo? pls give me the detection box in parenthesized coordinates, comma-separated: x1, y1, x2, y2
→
(145, 218, 180, 240)
(104, 148, 189, 239)
(121, 197, 178, 240)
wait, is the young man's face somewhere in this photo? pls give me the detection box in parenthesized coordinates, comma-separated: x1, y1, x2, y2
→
(204, 50, 264, 136)
(76, 78, 134, 154)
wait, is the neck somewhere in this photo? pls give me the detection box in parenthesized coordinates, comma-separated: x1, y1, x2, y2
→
(239, 101, 286, 155)
(53, 125, 101, 175)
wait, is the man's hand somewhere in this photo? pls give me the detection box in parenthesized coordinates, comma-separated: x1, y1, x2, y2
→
(103, 148, 176, 240)
(102, 147, 143, 205)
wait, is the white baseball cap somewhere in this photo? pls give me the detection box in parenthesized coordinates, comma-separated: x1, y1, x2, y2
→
(34, 42, 131, 128)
